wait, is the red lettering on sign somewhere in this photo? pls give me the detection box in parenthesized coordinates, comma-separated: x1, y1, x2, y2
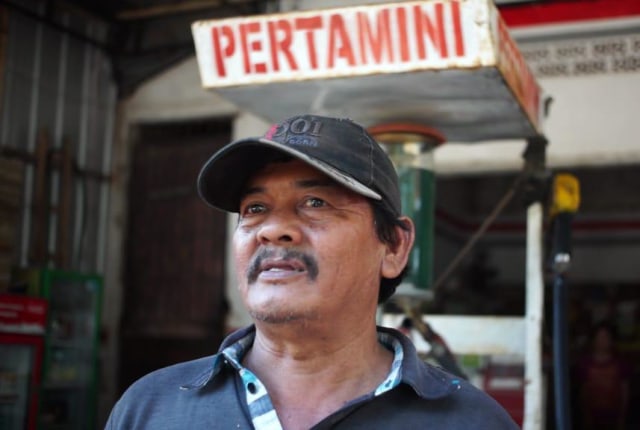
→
(396, 7, 411, 62)
(200, 1, 473, 84)
(327, 14, 356, 68)
(357, 9, 393, 64)
(240, 22, 263, 74)
(414, 3, 448, 59)
(451, 1, 465, 57)
(268, 19, 297, 72)
(212, 25, 234, 77)
(295, 16, 323, 70)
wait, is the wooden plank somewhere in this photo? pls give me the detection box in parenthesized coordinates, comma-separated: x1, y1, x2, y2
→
(0, 157, 24, 210)
(30, 130, 50, 265)
(0, 211, 19, 251)
(55, 139, 73, 268)
(0, 155, 24, 292)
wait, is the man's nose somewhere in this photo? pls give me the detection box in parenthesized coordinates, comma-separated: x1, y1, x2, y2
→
(256, 211, 303, 245)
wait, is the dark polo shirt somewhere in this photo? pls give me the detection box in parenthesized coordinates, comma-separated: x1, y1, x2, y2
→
(106, 325, 518, 429)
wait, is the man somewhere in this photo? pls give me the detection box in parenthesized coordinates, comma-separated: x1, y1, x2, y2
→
(106, 114, 518, 429)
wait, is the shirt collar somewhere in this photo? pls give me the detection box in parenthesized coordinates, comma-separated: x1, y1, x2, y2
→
(377, 325, 461, 398)
(179, 326, 254, 391)
(181, 324, 460, 399)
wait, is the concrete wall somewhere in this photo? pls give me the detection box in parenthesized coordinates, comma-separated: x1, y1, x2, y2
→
(125, 57, 238, 122)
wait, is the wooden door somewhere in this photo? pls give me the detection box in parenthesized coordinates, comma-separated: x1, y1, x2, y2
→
(119, 119, 230, 393)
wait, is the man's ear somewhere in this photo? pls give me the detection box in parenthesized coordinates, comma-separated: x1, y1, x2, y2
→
(381, 216, 415, 279)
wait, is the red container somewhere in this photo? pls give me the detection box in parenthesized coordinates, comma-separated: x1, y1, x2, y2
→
(0, 294, 48, 430)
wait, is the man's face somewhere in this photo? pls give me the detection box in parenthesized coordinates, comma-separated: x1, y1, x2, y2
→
(233, 159, 388, 326)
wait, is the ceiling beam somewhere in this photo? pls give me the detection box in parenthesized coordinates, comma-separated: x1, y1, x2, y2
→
(117, 0, 224, 20)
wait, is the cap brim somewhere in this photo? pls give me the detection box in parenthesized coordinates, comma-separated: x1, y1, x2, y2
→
(197, 137, 382, 212)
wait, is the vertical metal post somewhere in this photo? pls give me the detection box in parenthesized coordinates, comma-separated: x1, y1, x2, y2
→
(523, 201, 545, 430)
(552, 272, 571, 430)
(522, 136, 548, 430)
(549, 173, 579, 430)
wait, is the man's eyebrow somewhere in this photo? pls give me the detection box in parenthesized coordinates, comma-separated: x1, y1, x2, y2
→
(240, 185, 264, 201)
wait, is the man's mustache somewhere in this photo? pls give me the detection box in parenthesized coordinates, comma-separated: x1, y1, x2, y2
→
(247, 248, 319, 284)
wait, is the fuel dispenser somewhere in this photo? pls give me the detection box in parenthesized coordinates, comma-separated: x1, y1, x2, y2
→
(367, 123, 444, 297)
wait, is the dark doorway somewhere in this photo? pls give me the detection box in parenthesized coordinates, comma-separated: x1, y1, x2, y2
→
(119, 118, 231, 394)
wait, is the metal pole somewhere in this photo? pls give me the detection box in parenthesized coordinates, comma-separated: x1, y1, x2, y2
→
(552, 271, 571, 430)
(549, 177, 579, 430)
(523, 201, 545, 430)
(522, 136, 548, 430)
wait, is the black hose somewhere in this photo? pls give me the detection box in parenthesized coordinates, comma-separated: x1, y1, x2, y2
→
(552, 273, 572, 430)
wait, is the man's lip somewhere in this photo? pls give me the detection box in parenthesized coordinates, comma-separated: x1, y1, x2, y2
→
(259, 258, 306, 273)
(247, 249, 319, 284)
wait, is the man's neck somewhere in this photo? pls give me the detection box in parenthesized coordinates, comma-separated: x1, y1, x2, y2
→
(243, 324, 393, 430)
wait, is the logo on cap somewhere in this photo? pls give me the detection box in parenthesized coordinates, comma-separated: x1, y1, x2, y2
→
(265, 117, 325, 147)
(264, 124, 279, 140)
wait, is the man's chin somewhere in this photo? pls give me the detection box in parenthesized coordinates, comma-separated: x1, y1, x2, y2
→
(249, 306, 318, 325)
(250, 311, 301, 324)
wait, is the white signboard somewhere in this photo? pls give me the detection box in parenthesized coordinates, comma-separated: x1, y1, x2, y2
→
(193, 1, 485, 87)
(192, 0, 543, 142)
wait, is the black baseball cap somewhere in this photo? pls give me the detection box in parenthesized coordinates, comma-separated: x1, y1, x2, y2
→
(197, 114, 401, 216)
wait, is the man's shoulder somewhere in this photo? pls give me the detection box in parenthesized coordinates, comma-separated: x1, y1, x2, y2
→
(124, 354, 217, 394)
(373, 327, 518, 428)
(333, 370, 519, 430)
(411, 362, 520, 428)
(105, 354, 246, 429)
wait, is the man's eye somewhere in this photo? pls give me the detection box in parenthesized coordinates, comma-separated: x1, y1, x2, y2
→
(303, 197, 326, 208)
(242, 203, 265, 215)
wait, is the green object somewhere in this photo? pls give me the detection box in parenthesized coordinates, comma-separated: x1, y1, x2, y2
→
(383, 141, 436, 292)
(398, 166, 435, 290)
(12, 267, 103, 430)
